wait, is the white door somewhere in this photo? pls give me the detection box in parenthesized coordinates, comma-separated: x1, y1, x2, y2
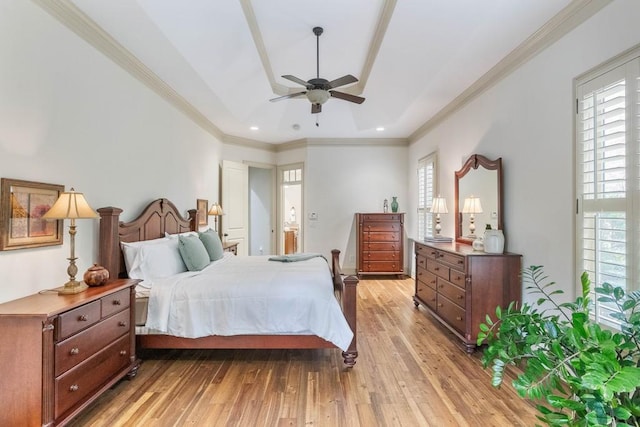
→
(221, 160, 249, 256)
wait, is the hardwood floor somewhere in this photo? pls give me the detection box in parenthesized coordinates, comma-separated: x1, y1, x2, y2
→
(69, 277, 538, 426)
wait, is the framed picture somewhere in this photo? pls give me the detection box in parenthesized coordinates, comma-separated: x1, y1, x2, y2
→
(0, 178, 65, 251)
(197, 199, 208, 226)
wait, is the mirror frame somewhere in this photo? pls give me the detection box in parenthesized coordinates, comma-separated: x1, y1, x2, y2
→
(454, 154, 503, 245)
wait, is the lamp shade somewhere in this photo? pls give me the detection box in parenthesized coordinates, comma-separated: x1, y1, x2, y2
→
(42, 188, 98, 219)
(461, 196, 483, 214)
(208, 202, 223, 216)
(430, 197, 448, 214)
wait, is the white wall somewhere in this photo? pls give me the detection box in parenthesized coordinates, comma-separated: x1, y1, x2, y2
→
(407, 0, 640, 303)
(248, 167, 273, 255)
(0, 1, 222, 302)
(304, 144, 408, 272)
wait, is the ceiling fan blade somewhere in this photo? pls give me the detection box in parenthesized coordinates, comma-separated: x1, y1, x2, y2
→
(269, 92, 307, 102)
(327, 74, 358, 89)
(282, 75, 311, 88)
(330, 90, 365, 104)
(311, 103, 322, 114)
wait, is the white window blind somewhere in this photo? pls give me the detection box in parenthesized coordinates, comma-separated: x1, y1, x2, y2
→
(576, 51, 640, 328)
(418, 153, 437, 240)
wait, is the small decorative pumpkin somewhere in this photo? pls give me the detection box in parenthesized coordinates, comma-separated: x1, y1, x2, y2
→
(84, 263, 109, 287)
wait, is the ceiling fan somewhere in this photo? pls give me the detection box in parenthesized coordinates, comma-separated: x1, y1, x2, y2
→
(269, 26, 365, 114)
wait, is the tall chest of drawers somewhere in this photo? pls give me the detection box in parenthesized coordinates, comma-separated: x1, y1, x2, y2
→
(0, 279, 139, 426)
(413, 241, 521, 352)
(356, 213, 404, 278)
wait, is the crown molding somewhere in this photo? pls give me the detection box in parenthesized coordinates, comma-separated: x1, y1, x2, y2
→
(408, 0, 613, 144)
(306, 138, 408, 147)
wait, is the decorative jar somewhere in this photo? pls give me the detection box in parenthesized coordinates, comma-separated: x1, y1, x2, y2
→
(391, 196, 399, 213)
(83, 263, 109, 286)
(483, 229, 505, 254)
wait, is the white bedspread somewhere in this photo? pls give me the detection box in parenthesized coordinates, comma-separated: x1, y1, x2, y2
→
(145, 254, 354, 351)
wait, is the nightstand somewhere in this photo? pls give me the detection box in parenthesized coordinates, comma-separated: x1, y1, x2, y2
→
(223, 241, 238, 255)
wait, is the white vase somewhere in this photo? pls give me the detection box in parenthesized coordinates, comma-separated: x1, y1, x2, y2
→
(483, 229, 505, 254)
(472, 238, 484, 251)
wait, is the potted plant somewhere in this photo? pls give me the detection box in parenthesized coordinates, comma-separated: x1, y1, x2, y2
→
(478, 265, 640, 426)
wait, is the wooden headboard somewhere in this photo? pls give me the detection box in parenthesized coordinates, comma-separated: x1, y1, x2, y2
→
(98, 198, 197, 280)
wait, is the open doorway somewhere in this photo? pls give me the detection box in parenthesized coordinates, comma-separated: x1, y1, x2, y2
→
(278, 163, 303, 254)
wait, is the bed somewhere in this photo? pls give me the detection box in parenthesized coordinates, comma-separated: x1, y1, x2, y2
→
(97, 198, 359, 367)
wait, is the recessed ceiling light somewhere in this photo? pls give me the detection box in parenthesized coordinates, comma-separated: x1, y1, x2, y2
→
(250, 126, 259, 131)
(376, 127, 385, 132)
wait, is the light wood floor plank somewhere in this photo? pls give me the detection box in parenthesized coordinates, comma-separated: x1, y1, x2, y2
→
(69, 277, 538, 426)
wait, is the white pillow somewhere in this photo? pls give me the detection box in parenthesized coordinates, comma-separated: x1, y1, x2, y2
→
(121, 237, 187, 285)
(165, 231, 198, 239)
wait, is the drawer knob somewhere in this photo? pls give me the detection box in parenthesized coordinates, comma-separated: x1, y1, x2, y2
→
(120, 350, 127, 356)
(418, 272, 422, 276)
(113, 299, 121, 306)
(434, 267, 439, 271)
(437, 303, 443, 308)
(78, 314, 88, 322)
(69, 347, 79, 355)
(457, 295, 463, 300)
(69, 384, 79, 392)
(119, 321, 127, 327)
(456, 316, 463, 321)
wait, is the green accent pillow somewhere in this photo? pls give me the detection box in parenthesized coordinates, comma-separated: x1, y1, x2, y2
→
(199, 229, 224, 261)
(178, 234, 210, 271)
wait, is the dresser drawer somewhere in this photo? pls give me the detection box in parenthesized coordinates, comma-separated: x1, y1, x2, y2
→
(360, 213, 402, 222)
(437, 279, 466, 309)
(361, 261, 402, 272)
(360, 231, 400, 242)
(426, 258, 449, 280)
(55, 334, 130, 419)
(416, 284, 437, 311)
(415, 243, 437, 259)
(55, 309, 130, 376)
(101, 288, 130, 318)
(56, 301, 101, 341)
(449, 269, 466, 288)
(437, 296, 466, 334)
(439, 251, 465, 272)
(361, 250, 400, 261)
(361, 222, 401, 232)
(363, 241, 401, 251)
(417, 267, 436, 291)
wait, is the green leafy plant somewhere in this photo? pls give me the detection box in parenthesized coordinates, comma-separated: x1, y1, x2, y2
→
(478, 265, 640, 426)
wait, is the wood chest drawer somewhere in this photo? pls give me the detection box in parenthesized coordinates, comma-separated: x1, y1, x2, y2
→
(361, 222, 401, 232)
(437, 279, 465, 309)
(417, 267, 436, 290)
(360, 213, 402, 222)
(361, 250, 400, 261)
(56, 300, 101, 341)
(361, 261, 402, 272)
(449, 269, 466, 288)
(436, 295, 466, 334)
(101, 288, 130, 318)
(55, 309, 130, 376)
(360, 231, 401, 242)
(55, 334, 130, 419)
(416, 284, 436, 311)
(426, 258, 449, 280)
(439, 251, 465, 271)
(362, 241, 401, 251)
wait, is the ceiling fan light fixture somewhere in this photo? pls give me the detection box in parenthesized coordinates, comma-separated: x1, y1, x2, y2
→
(306, 89, 330, 105)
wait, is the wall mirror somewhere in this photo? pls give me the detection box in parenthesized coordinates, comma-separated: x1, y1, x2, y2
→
(454, 154, 503, 245)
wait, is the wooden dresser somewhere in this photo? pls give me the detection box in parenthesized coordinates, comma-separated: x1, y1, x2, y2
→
(0, 279, 139, 426)
(413, 241, 521, 352)
(356, 213, 404, 278)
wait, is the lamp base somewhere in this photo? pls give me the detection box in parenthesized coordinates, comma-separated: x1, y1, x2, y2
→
(57, 280, 89, 295)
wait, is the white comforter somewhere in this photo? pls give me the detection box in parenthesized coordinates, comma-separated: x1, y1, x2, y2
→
(145, 254, 354, 351)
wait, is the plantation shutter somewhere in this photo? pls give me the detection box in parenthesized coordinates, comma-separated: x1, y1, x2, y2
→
(576, 54, 640, 328)
(418, 153, 436, 240)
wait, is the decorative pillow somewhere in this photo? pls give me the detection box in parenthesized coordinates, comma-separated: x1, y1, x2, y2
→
(199, 229, 224, 261)
(165, 231, 198, 239)
(121, 237, 187, 284)
(178, 234, 211, 271)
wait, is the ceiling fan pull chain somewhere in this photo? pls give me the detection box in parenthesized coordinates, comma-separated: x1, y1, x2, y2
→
(316, 115, 319, 127)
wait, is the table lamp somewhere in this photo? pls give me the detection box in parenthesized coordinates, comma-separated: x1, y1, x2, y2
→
(208, 202, 224, 233)
(42, 188, 98, 294)
(461, 196, 483, 238)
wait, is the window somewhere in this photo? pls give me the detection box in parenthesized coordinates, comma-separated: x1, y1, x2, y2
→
(417, 153, 437, 241)
(575, 48, 640, 327)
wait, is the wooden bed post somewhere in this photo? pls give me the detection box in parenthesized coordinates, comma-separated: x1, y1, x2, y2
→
(331, 249, 359, 367)
(97, 206, 122, 281)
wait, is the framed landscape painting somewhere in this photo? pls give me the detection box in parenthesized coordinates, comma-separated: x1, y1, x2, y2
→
(0, 178, 64, 251)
